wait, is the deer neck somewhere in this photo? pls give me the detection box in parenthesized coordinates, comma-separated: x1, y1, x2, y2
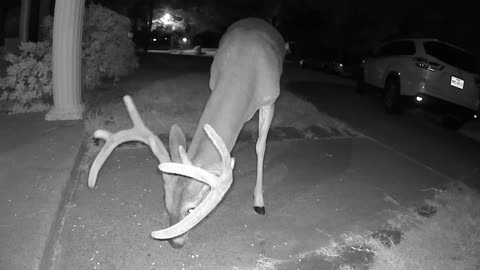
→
(187, 83, 249, 170)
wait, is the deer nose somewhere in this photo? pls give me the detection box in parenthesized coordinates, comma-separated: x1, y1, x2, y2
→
(168, 240, 184, 249)
(168, 235, 189, 249)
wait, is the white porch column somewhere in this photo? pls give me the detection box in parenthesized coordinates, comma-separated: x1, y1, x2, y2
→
(45, 0, 85, 121)
(19, 0, 31, 42)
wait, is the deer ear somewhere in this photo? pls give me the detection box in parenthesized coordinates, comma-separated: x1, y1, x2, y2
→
(169, 124, 187, 163)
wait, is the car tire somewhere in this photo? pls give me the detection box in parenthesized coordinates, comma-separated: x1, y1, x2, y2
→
(356, 69, 366, 94)
(384, 76, 403, 114)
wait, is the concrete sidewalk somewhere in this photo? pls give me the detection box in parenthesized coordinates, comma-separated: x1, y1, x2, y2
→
(0, 112, 84, 270)
(46, 135, 452, 270)
(0, 109, 475, 270)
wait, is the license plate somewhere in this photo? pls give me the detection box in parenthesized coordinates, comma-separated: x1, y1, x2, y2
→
(451, 76, 464, 89)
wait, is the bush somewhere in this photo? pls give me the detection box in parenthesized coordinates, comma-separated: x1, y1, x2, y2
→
(39, 15, 53, 41)
(0, 4, 138, 114)
(82, 3, 138, 89)
(0, 41, 53, 113)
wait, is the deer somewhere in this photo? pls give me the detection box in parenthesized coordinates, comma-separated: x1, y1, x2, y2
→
(87, 17, 286, 248)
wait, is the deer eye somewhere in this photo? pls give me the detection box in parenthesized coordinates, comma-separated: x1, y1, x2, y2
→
(182, 203, 197, 215)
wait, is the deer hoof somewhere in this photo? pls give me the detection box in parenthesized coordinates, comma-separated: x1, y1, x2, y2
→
(254, 206, 265, 215)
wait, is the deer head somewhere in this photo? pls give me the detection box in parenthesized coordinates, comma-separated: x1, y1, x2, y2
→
(152, 124, 235, 248)
(88, 96, 234, 249)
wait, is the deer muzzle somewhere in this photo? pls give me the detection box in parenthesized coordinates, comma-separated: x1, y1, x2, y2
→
(168, 234, 189, 249)
(150, 125, 235, 242)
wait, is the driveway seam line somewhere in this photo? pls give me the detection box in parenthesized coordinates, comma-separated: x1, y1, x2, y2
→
(362, 135, 455, 182)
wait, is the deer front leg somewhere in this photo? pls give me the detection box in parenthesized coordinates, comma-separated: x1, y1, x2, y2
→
(254, 103, 275, 215)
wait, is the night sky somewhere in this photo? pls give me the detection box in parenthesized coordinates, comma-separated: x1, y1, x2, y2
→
(3, 0, 479, 59)
(105, 0, 480, 58)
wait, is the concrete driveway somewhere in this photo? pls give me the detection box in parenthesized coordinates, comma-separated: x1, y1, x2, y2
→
(46, 65, 471, 269)
(2, 57, 479, 270)
(47, 134, 451, 270)
(284, 65, 480, 187)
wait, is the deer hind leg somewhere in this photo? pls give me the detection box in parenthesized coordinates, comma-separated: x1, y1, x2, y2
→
(254, 103, 275, 215)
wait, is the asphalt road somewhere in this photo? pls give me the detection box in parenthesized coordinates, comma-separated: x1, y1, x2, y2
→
(284, 64, 480, 188)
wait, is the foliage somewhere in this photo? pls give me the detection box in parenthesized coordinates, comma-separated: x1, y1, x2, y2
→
(369, 183, 480, 270)
(84, 72, 357, 139)
(320, 182, 480, 270)
(39, 15, 53, 41)
(0, 41, 52, 113)
(152, 10, 187, 33)
(82, 3, 138, 89)
(150, 5, 223, 49)
(0, 4, 138, 114)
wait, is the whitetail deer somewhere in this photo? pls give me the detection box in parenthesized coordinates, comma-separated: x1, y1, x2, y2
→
(88, 17, 286, 248)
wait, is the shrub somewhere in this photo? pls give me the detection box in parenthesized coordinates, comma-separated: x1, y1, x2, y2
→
(82, 3, 138, 89)
(0, 41, 52, 113)
(0, 4, 138, 114)
(39, 15, 53, 41)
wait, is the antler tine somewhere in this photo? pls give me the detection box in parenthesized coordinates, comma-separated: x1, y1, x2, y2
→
(203, 124, 233, 173)
(124, 95, 146, 129)
(88, 95, 171, 188)
(153, 124, 235, 239)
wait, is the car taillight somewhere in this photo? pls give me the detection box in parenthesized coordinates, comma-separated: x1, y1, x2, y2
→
(413, 57, 444, 72)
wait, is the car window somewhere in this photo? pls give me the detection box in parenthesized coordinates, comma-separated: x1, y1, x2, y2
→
(423, 41, 478, 73)
(375, 41, 416, 57)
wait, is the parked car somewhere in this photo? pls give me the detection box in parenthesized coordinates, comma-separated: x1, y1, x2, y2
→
(358, 38, 480, 128)
(300, 57, 348, 76)
(298, 48, 354, 77)
(286, 40, 359, 77)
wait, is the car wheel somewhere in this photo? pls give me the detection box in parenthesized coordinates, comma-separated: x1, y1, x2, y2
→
(356, 68, 366, 94)
(384, 76, 402, 114)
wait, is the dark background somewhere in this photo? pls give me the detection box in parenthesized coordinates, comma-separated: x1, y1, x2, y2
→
(2, 0, 479, 62)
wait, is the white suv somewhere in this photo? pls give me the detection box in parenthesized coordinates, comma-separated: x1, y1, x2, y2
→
(358, 38, 479, 126)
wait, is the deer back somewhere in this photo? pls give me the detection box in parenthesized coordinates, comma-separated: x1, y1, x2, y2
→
(188, 17, 286, 165)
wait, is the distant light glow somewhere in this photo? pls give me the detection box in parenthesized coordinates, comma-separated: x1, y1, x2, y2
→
(160, 13, 173, 25)
(474, 114, 478, 119)
(182, 37, 188, 43)
(151, 10, 187, 32)
(153, 38, 157, 42)
(416, 96, 423, 102)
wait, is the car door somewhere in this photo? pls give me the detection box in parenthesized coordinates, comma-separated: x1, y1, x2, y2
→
(363, 43, 390, 88)
(364, 41, 414, 88)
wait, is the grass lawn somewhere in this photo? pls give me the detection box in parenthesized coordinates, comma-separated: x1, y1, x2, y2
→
(367, 182, 480, 270)
(256, 182, 480, 270)
(83, 55, 358, 143)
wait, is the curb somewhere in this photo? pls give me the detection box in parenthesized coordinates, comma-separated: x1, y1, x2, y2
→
(39, 136, 89, 270)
